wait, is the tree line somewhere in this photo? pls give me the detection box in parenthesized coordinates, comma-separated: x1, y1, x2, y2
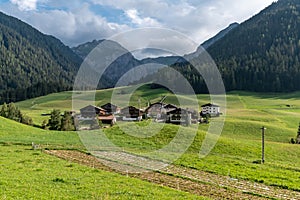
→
(43, 109, 76, 131)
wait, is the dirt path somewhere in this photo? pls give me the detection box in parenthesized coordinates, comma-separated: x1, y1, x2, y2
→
(45, 150, 300, 200)
(163, 165, 300, 200)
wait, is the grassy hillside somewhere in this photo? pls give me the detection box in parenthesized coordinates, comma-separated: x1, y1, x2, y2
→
(16, 85, 300, 143)
(6, 86, 300, 192)
(0, 116, 81, 148)
(0, 144, 204, 199)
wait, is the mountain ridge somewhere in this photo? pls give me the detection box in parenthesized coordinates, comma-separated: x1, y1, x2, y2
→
(71, 22, 237, 88)
(207, 0, 300, 92)
(172, 0, 300, 93)
(0, 11, 82, 103)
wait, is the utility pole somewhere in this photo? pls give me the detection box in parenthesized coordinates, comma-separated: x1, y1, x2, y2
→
(138, 98, 141, 109)
(261, 126, 266, 164)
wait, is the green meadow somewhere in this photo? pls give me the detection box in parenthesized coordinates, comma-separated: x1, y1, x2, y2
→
(0, 144, 204, 200)
(0, 85, 300, 198)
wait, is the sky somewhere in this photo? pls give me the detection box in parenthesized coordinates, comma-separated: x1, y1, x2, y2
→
(0, 0, 276, 49)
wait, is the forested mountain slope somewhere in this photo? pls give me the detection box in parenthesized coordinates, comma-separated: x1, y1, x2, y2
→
(206, 0, 300, 92)
(173, 0, 300, 93)
(0, 12, 82, 103)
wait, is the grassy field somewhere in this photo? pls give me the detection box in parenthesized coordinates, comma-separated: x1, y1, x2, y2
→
(1, 85, 299, 196)
(0, 144, 205, 199)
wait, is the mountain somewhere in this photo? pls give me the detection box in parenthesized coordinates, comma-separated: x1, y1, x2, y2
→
(0, 11, 82, 103)
(72, 39, 141, 88)
(207, 0, 300, 92)
(178, 22, 239, 63)
(71, 21, 237, 88)
(139, 24, 238, 65)
(140, 55, 182, 66)
(72, 40, 181, 88)
(174, 0, 300, 93)
(72, 39, 106, 60)
(201, 22, 239, 49)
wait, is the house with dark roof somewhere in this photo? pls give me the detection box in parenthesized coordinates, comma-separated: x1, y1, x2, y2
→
(101, 103, 120, 114)
(80, 105, 107, 118)
(166, 108, 199, 124)
(145, 102, 166, 119)
(120, 106, 143, 121)
(163, 104, 178, 112)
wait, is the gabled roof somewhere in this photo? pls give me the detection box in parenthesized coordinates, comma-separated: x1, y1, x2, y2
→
(150, 102, 166, 107)
(101, 103, 120, 113)
(101, 103, 119, 109)
(145, 102, 166, 112)
(120, 106, 142, 112)
(201, 103, 220, 108)
(164, 104, 178, 109)
(80, 105, 107, 112)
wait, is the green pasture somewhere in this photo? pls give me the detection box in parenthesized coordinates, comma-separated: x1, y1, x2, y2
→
(1, 86, 299, 193)
(0, 144, 204, 199)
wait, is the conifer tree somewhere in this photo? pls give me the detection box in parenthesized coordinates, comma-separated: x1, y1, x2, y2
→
(48, 109, 61, 130)
(0, 103, 8, 118)
(60, 111, 75, 131)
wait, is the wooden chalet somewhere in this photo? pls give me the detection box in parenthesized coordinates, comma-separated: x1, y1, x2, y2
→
(120, 106, 143, 121)
(80, 105, 107, 118)
(166, 108, 199, 124)
(145, 102, 166, 118)
(101, 103, 120, 114)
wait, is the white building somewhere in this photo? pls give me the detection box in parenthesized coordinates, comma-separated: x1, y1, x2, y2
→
(201, 103, 220, 116)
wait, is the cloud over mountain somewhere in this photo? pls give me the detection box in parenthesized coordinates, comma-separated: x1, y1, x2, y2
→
(1, 0, 276, 47)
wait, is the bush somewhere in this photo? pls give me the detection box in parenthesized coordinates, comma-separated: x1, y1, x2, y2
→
(291, 138, 296, 144)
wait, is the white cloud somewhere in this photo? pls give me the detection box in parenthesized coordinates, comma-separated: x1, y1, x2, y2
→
(1, 0, 277, 49)
(10, 0, 38, 11)
(125, 9, 161, 27)
(93, 0, 276, 44)
(1, 2, 130, 46)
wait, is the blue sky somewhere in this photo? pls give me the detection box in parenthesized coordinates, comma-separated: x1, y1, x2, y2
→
(0, 0, 276, 47)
